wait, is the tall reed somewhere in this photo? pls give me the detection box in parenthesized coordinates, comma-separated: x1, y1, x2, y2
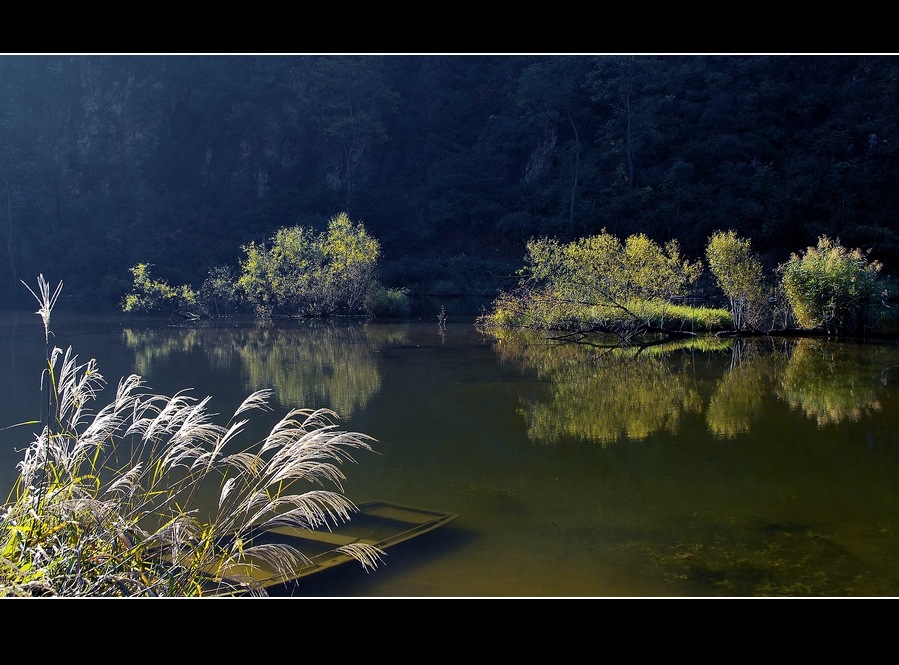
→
(0, 275, 382, 596)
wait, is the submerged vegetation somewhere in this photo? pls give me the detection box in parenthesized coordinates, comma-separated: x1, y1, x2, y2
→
(1, 275, 383, 597)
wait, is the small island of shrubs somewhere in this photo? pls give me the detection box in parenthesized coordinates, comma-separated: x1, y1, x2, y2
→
(476, 229, 892, 347)
(122, 212, 411, 320)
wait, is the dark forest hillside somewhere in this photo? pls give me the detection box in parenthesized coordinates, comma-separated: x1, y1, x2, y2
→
(1, 54, 897, 310)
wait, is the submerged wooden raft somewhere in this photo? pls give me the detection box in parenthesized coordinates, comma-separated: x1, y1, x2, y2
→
(207, 500, 458, 593)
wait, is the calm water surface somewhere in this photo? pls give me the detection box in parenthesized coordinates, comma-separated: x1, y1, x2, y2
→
(3, 309, 899, 598)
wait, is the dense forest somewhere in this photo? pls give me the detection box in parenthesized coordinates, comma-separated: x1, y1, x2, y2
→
(1, 54, 897, 311)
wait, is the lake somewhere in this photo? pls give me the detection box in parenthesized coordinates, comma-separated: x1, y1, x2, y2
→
(3, 307, 899, 598)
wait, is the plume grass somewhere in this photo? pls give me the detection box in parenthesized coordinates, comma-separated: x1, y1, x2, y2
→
(0, 275, 382, 596)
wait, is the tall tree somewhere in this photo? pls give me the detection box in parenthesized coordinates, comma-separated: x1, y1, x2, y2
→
(705, 230, 768, 331)
(308, 57, 399, 215)
(516, 57, 594, 228)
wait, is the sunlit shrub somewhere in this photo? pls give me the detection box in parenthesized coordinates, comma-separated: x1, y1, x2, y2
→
(705, 230, 769, 331)
(779, 236, 885, 334)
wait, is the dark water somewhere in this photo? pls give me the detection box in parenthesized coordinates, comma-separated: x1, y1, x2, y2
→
(3, 309, 899, 597)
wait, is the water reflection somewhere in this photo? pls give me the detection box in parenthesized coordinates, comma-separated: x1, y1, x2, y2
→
(705, 339, 787, 438)
(123, 320, 410, 418)
(5, 313, 899, 596)
(490, 329, 897, 444)
(492, 331, 707, 444)
(778, 339, 885, 427)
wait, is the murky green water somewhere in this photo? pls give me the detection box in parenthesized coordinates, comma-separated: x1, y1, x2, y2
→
(3, 310, 899, 597)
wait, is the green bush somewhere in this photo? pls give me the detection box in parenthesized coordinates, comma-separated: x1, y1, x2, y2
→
(477, 230, 707, 343)
(236, 212, 382, 317)
(364, 286, 412, 317)
(122, 263, 203, 319)
(705, 230, 768, 331)
(779, 236, 885, 334)
(125, 213, 391, 320)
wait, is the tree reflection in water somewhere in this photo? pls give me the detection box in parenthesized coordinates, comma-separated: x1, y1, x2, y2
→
(124, 320, 409, 418)
(778, 338, 884, 427)
(111, 320, 899, 596)
(489, 329, 895, 444)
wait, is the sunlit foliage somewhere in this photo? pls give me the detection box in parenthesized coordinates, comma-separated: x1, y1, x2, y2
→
(484, 228, 893, 341)
(237, 224, 327, 317)
(479, 229, 713, 343)
(125, 213, 409, 319)
(779, 236, 886, 334)
(705, 230, 769, 331)
(524, 230, 702, 307)
(122, 263, 202, 319)
(236, 212, 406, 317)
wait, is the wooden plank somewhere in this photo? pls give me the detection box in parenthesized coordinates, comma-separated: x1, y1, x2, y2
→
(208, 500, 458, 593)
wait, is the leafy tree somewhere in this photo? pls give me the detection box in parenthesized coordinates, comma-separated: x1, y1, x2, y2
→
(237, 224, 323, 317)
(621, 233, 701, 302)
(125, 213, 404, 319)
(320, 212, 381, 313)
(488, 229, 705, 343)
(779, 235, 886, 334)
(308, 57, 399, 214)
(236, 212, 387, 317)
(122, 263, 202, 319)
(705, 230, 768, 331)
(198, 265, 244, 318)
